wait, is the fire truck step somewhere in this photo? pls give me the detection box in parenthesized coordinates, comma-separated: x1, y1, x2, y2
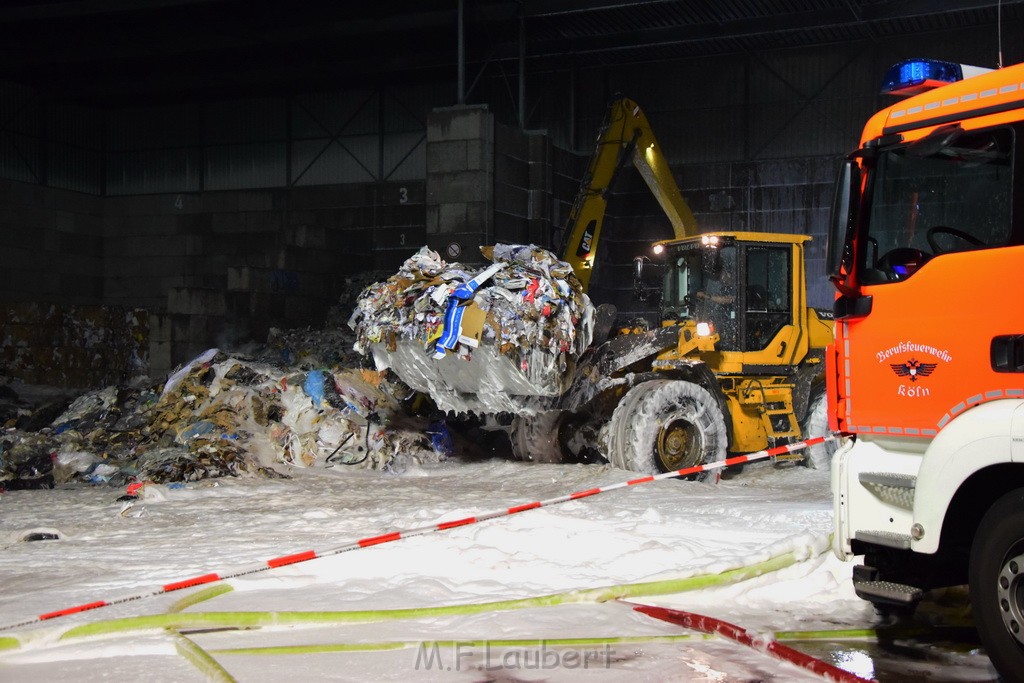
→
(859, 472, 917, 489)
(858, 472, 916, 509)
(854, 530, 913, 549)
(853, 579, 924, 606)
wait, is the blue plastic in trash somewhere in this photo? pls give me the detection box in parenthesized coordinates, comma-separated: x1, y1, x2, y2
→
(304, 370, 327, 407)
(427, 420, 454, 457)
(179, 421, 216, 441)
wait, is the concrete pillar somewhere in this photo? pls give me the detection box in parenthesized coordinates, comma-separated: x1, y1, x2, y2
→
(425, 105, 494, 264)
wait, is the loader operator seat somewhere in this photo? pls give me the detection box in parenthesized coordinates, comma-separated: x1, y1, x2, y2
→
(746, 284, 767, 312)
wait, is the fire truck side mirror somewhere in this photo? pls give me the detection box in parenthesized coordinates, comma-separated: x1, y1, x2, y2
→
(827, 159, 860, 282)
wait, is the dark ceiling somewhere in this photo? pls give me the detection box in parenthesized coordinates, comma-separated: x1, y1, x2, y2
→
(0, 0, 1020, 106)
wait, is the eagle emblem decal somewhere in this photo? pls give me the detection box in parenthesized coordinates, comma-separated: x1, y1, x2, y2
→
(890, 358, 937, 382)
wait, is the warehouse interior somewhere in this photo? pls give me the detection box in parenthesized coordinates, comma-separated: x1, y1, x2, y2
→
(0, 0, 1021, 386)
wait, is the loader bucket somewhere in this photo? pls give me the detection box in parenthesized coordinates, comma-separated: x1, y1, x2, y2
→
(368, 338, 574, 416)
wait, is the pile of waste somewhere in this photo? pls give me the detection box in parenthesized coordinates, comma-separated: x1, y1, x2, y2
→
(241, 325, 365, 370)
(0, 349, 445, 490)
(349, 244, 595, 415)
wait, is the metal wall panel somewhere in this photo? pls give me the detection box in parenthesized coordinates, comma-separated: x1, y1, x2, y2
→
(291, 91, 379, 138)
(291, 135, 377, 186)
(46, 105, 102, 192)
(0, 133, 40, 184)
(0, 79, 42, 184)
(48, 104, 102, 147)
(106, 148, 202, 195)
(382, 85, 448, 132)
(1, 23, 1009, 198)
(746, 47, 877, 160)
(48, 142, 101, 195)
(382, 131, 425, 182)
(206, 142, 287, 191)
(204, 99, 286, 144)
(106, 105, 200, 150)
(0, 79, 39, 136)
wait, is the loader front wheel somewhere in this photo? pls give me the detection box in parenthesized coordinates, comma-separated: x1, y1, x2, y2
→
(800, 389, 837, 470)
(608, 380, 727, 478)
(510, 411, 566, 464)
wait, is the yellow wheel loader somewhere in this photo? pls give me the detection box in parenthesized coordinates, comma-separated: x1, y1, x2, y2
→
(363, 98, 834, 474)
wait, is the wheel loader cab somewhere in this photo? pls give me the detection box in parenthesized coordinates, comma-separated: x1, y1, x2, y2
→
(651, 230, 827, 456)
(658, 233, 798, 359)
(660, 240, 739, 348)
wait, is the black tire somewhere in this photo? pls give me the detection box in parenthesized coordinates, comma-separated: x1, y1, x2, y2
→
(607, 380, 727, 478)
(969, 488, 1024, 681)
(872, 602, 917, 622)
(800, 389, 837, 470)
(510, 411, 566, 463)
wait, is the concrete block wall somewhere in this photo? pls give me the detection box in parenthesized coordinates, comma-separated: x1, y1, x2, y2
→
(104, 181, 425, 375)
(424, 107, 559, 267)
(426, 105, 494, 264)
(0, 176, 427, 384)
(494, 123, 555, 250)
(0, 181, 104, 305)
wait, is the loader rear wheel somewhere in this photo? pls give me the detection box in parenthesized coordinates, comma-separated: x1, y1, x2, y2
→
(970, 488, 1024, 680)
(608, 380, 727, 478)
(510, 411, 565, 464)
(800, 389, 836, 470)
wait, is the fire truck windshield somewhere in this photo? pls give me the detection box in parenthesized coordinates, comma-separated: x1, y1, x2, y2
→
(862, 125, 1013, 283)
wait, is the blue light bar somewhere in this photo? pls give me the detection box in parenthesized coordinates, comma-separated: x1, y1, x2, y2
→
(881, 59, 963, 96)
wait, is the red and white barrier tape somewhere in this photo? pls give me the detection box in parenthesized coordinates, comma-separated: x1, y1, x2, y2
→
(0, 435, 839, 634)
(632, 603, 874, 683)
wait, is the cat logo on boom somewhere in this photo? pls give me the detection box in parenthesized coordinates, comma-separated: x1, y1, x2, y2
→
(576, 220, 596, 258)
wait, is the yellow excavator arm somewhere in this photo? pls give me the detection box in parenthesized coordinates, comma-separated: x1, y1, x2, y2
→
(560, 97, 698, 291)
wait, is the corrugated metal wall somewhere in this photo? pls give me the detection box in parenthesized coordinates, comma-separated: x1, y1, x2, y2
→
(0, 23, 1008, 198)
(0, 80, 42, 186)
(0, 89, 441, 196)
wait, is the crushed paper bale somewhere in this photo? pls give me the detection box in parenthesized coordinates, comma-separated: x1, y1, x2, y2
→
(348, 244, 596, 415)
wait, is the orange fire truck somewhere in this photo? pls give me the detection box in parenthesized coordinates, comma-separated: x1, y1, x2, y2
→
(827, 58, 1024, 678)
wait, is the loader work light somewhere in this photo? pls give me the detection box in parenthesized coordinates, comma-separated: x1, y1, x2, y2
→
(880, 59, 991, 97)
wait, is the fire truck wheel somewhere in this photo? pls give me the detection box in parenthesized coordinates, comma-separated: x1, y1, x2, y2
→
(608, 380, 726, 478)
(510, 411, 566, 464)
(969, 488, 1024, 679)
(800, 390, 836, 469)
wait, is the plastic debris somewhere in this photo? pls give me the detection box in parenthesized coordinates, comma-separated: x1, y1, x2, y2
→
(427, 419, 454, 458)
